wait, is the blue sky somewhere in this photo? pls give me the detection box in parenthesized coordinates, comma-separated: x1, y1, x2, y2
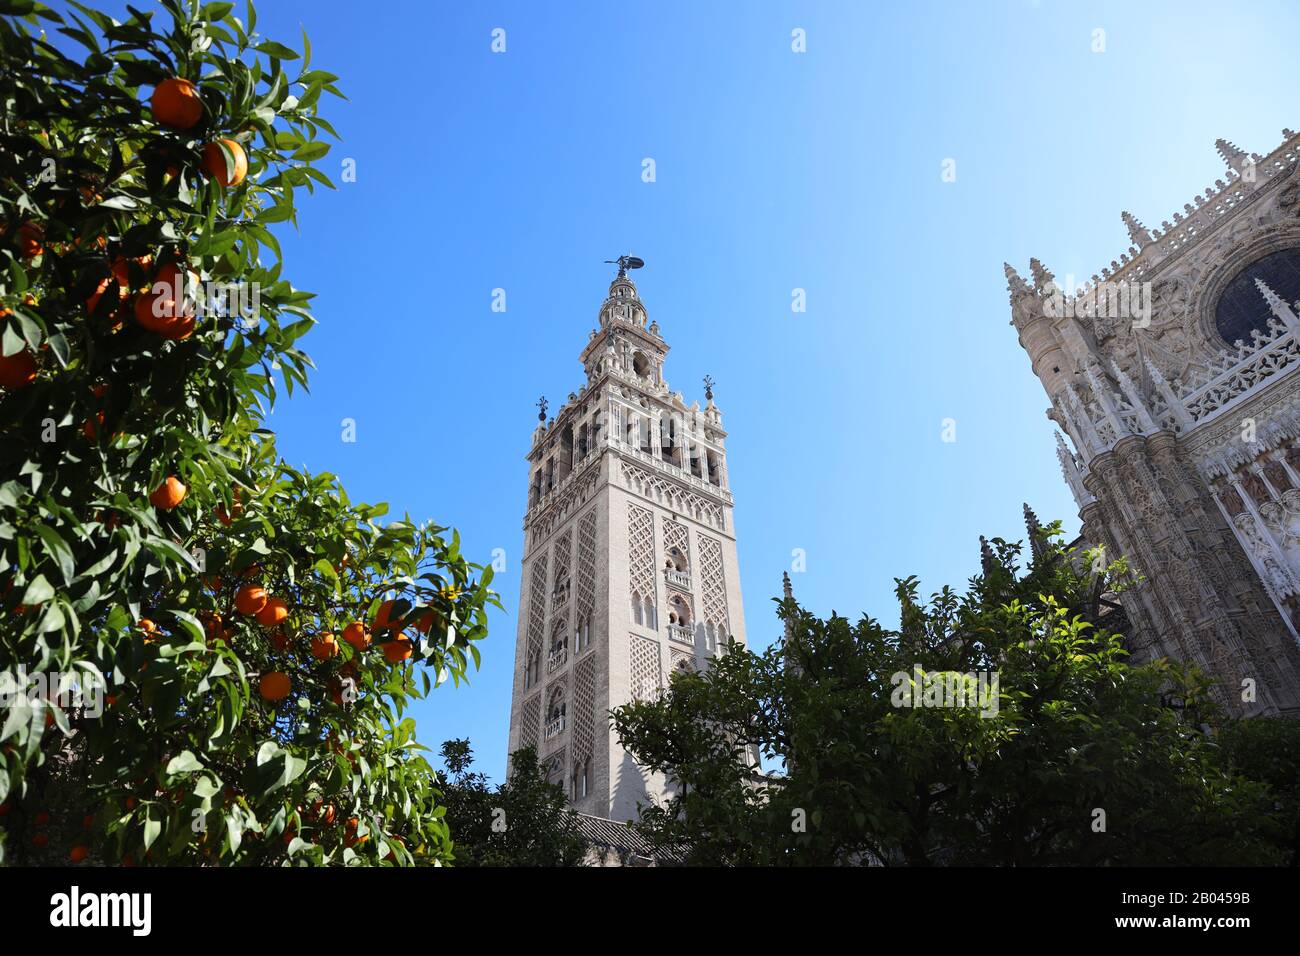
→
(101, 0, 1300, 783)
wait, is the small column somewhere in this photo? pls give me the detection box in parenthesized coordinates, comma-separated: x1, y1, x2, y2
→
(1084, 363, 1128, 439)
(1110, 360, 1157, 433)
(1064, 384, 1105, 457)
(1143, 356, 1193, 430)
(1273, 448, 1300, 488)
(1228, 469, 1294, 578)
(1251, 461, 1284, 501)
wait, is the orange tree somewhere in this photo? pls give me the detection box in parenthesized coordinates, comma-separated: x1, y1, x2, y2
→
(0, 0, 496, 864)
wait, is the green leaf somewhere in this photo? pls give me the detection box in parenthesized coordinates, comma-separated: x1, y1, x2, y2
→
(166, 751, 204, 774)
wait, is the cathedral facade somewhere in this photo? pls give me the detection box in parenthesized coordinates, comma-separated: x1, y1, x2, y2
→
(1008, 130, 1300, 716)
(505, 262, 747, 823)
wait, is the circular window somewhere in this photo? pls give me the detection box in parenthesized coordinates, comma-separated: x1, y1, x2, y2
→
(1214, 248, 1300, 345)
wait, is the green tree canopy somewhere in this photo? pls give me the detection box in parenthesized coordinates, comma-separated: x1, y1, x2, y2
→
(438, 739, 586, 867)
(0, 0, 497, 866)
(613, 524, 1297, 866)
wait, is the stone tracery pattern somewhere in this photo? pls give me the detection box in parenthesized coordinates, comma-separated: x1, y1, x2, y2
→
(698, 533, 730, 635)
(621, 461, 725, 529)
(576, 509, 597, 619)
(572, 653, 597, 765)
(519, 693, 541, 752)
(525, 553, 549, 677)
(663, 519, 689, 565)
(629, 635, 661, 701)
(627, 504, 656, 602)
(552, 530, 572, 611)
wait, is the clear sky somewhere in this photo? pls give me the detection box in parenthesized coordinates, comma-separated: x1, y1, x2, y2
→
(85, 0, 1300, 784)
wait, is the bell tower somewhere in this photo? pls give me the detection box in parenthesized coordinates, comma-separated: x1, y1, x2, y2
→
(506, 259, 748, 821)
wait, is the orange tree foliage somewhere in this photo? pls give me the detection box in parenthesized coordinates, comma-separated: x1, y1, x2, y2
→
(0, 0, 497, 865)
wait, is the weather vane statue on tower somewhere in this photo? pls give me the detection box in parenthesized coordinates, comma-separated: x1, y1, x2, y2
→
(604, 254, 645, 278)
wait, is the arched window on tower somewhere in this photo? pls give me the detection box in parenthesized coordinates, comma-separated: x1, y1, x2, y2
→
(524, 648, 540, 689)
(571, 757, 590, 800)
(548, 619, 568, 672)
(575, 614, 591, 653)
(631, 591, 644, 626)
(545, 687, 566, 740)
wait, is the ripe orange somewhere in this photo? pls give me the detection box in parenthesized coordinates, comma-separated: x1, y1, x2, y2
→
(201, 139, 248, 187)
(201, 612, 227, 644)
(327, 678, 345, 706)
(149, 476, 187, 510)
(259, 671, 292, 702)
(234, 585, 268, 616)
(414, 609, 440, 635)
(255, 597, 289, 627)
(311, 633, 339, 660)
(33, 810, 50, 826)
(112, 253, 152, 289)
(134, 262, 198, 338)
(69, 845, 90, 863)
(150, 78, 203, 129)
(31, 832, 49, 847)
(0, 348, 37, 389)
(83, 814, 94, 829)
(373, 599, 402, 631)
(382, 636, 414, 664)
(17, 222, 43, 259)
(81, 410, 106, 440)
(86, 275, 125, 317)
(342, 621, 370, 650)
(269, 627, 290, 652)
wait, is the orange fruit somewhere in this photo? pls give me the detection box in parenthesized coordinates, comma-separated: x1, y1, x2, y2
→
(201, 139, 248, 187)
(17, 222, 43, 259)
(33, 810, 50, 826)
(86, 275, 124, 317)
(149, 476, 187, 510)
(200, 611, 226, 644)
(414, 609, 440, 635)
(112, 253, 152, 289)
(81, 410, 106, 440)
(0, 348, 37, 389)
(342, 621, 370, 650)
(373, 599, 402, 631)
(69, 845, 90, 863)
(311, 633, 339, 660)
(234, 585, 268, 616)
(269, 627, 289, 652)
(150, 78, 203, 129)
(31, 832, 49, 847)
(255, 597, 289, 627)
(259, 671, 291, 702)
(83, 814, 94, 829)
(382, 636, 414, 664)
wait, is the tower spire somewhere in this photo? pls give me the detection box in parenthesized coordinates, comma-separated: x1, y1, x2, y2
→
(1215, 138, 1249, 172)
(979, 535, 996, 576)
(1121, 210, 1152, 249)
(1023, 503, 1045, 562)
(1255, 276, 1299, 332)
(1028, 257, 1055, 290)
(1004, 262, 1032, 300)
